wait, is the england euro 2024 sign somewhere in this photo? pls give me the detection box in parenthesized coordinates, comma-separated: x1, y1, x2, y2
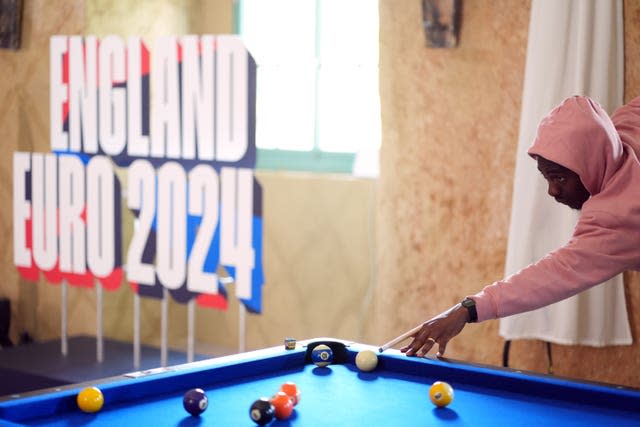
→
(12, 35, 265, 313)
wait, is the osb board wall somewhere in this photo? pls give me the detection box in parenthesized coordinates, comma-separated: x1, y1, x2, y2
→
(370, 0, 640, 388)
(370, 0, 528, 362)
(0, 0, 86, 340)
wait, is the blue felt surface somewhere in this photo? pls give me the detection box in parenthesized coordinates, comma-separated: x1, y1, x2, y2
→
(1, 342, 639, 427)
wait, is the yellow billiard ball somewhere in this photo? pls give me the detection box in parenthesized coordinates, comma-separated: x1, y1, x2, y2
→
(429, 381, 454, 407)
(355, 349, 378, 372)
(77, 386, 104, 413)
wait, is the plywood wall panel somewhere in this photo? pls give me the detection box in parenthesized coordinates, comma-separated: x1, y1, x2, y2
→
(372, 0, 529, 366)
(373, 0, 640, 388)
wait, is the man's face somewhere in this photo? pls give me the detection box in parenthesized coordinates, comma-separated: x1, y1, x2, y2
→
(537, 156, 590, 210)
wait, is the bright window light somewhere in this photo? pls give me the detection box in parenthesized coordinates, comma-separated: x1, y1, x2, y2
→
(239, 0, 380, 166)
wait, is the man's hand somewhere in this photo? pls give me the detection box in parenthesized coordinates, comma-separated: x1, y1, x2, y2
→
(400, 303, 469, 357)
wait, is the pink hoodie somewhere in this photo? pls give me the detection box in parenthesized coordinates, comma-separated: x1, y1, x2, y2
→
(472, 95, 640, 322)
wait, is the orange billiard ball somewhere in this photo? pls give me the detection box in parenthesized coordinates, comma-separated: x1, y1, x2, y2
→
(429, 381, 454, 408)
(77, 386, 104, 413)
(270, 391, 294, 420)
(280, 382, 301, 406)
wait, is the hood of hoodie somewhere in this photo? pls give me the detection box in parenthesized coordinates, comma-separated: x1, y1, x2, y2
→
(527, 96, 625, 197)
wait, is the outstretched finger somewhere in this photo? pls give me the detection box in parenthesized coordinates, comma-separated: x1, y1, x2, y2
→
(401, 336, 422, 356)
(436, 339, 448, 357)
(402, 328, 431, 356)
(418, 336, 437, 357)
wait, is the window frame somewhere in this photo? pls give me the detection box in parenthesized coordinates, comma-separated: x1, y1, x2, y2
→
(234, 0, 374, 175)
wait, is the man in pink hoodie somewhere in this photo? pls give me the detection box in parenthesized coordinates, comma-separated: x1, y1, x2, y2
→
(401, 95, 640, 358)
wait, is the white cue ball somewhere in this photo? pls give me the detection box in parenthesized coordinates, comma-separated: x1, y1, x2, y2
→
(355, 349, 379, 372)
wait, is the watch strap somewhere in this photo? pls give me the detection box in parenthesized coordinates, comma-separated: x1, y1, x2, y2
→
(461, 298, 478, 323)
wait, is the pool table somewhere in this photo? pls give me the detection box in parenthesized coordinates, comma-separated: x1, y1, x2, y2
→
(0, 338, 639, 426)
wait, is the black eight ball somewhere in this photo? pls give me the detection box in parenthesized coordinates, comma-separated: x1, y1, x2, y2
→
(249, 397, 275, 425)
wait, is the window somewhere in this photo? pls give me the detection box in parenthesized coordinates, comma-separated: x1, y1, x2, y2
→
(237, 0, 380, 175)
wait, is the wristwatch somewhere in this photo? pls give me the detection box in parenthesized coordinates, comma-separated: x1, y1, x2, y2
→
(461, 298, 478, 323)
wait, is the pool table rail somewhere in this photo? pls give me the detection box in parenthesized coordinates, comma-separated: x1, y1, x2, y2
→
(0, 338, 638, 424)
